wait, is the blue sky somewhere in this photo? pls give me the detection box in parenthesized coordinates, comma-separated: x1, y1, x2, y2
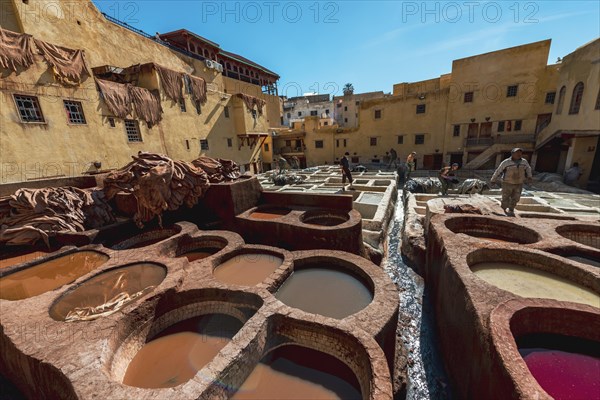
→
(93, 1, 600, 97)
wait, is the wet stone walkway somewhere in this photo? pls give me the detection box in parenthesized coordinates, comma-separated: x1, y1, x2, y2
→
(383, 191, 452, 399)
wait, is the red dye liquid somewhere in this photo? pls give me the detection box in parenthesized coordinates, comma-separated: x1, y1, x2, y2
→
(519, 335, 600, 400)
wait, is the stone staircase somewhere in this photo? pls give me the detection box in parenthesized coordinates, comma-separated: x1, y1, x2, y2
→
(463, 143, 516, 170)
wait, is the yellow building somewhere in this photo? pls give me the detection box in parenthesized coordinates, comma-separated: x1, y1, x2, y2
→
(0, 0, 281, 184)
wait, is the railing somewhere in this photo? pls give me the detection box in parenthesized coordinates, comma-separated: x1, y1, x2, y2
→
(465, 137, 494, 147)
(465, 134, 535, 147)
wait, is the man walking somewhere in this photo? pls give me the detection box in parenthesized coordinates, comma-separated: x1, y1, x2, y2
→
(491, 148, 533, 216)
(439, 163, 460, 196)
(340, 152, 354, 191)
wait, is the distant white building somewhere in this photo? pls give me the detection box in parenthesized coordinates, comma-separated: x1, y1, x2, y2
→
(282, 94, 335, 127)
(333, 91, 385, 128)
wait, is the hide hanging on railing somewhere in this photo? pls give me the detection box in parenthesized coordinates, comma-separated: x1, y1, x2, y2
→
(34, 39, 90, 86)
(0, 27, 35, 72)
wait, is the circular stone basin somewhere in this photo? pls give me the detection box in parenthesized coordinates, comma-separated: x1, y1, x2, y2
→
(445, 217, 539, 244)
(0, 250, 50, 269)
(249, 207, 291, 220)
(276, 265, 373, 319)
(471, 262, 599, 308)
(49, 263, 167, 322)
(213, 252, 283, 286)
(179, 248, 223, 262)
(0, 251, 109, 301)
(517, 333, 600, 399)
(565, 255, 600, 268)
(300, 210, 350, 227)
(123, 313, 243, 389)
(556, 225, 600, 250)
(233, 345, 361, 399)
(110, 227, 180, 250)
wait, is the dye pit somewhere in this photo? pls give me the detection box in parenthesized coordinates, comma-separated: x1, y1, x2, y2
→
(213, 253, 283, 286)
(249, 207, 291, 220)
(233, 345, 362, 400)
(565, 255, 600, 268)
(0, 250, 49, 269)
(123, 314, 243, 389)
(49, 262, 167, 321)
(518, 334, 600, 400)
(0, 251, 109, 301)
(275, 266, 373, 319)
(179, 248, 222, 262)
(471, 262, 600, 308)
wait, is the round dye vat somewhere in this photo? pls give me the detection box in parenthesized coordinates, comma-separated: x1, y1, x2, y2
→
(557, 225, 600, 250)
(565, 255, 600, 268)
(49, 263, 166, 322)
(276, 267, 373, 319)
(123, 314, 243, 389)
(179, 248, 222, 262)
(518, 334, 600, 400)
(0, 251, 109, 301)
(233, 345, 361, 399)
(249, 207, 291, 220)
(0, 251, 49, 269)
(301, 210, 349, 227)
(475, 236, 518, 244)
(471, 262, 599, 308)
(110, 228, 179, 250)
(213, 253, 283, 286)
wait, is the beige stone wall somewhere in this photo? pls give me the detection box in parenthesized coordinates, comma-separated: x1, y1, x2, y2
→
(0, 0, 281, 183)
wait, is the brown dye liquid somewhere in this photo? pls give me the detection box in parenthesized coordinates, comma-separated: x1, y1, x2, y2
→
(250, 208, 290, 220)
(179, 248, 222, 262)
(49, 263, 166, 321)
(0, 251, 49, 269)
(276, 267, 373, 319)
(123, 314, 243, 389)
(0, 251, 109, 301)
(213, 253, 283, 286)
(233, 345, 361, 399)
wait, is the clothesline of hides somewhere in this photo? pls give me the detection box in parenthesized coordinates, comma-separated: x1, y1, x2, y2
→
(236, 93, 266, 115)
(153, 64, 208, 105)
(0, 27, 90, 86)
(94, 78, 163, 127)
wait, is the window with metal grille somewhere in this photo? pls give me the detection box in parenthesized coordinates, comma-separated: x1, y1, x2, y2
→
(498, 121, 505, 132)
(545, 92, 556, 104)
(227, 138, 233, 147)
(416, 104, 426, 114)
(310, 110, 317, 116)
(398, 135, 404, 144)
(415, 134, 425, 145)
(506, 85, 518, 97)
(569, 82, 584, 115)
(374, 109, 382, 119)
(224, 106, 230, 118)
(124, 120, 142, 142)
(179, 98, 186, 112)
(14, 95, 44, 123)
(200, 139, 209, 150)
(453, 125, 461, 136)
(370, 137, 377, 146)
(464, 92, 474, 103)
(315, 140, 324, 148)
(63, 100, 86, 124)
(514, 120, 522, 131)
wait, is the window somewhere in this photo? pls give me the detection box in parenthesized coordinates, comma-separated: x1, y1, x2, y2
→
(325, 109, 329, 114)
(310, 110, 318, 116)
(397, 135, 404, 144)
(355, 101, 359, 106)
(545, 92, 556, 104)
(370, 137, 377, 146)
(336, 139, 339, 148)
(568, 82, 584, 115)
(453, 125, 460, 136)
(297, 111, 302, 117)
(285, 140, 291, 147)
(374, 109, 382, 119)
(506, 85, 518, 97)
(264, 143, 269, 151)
(514, 120, 522, 131)
(14, 95, 44, 123)
(63, 100, 86, 124)
(337, 103, 342, 108)
(595, 89, 600, 110)
(556, 86, 566, 114)
(343, 139, 347, 147)
(185, 139, 190, 150)
(416, 104, 426, 114)
(124, 120, 142, 142)
(464, 92, 474, 103)
(179, 98, 186, 112)
(200, 139, 209, 150)
(344, 106, 348, 111)
(415, 134, 425, 145)
(108, 117, 116, 128)
(324, 121, 328, 126)
(344, 118, 348, 123)
(498, 121, 505, 132)
(286, 112, 291, 118)
(315, 140, 324, 149)
(227, 138, 233, 147)
(224, 106, 230, 118)
(194, 100, 202, 115)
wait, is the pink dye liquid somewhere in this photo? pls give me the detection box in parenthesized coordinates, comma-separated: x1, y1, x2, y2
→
(520, 347, 600, 399)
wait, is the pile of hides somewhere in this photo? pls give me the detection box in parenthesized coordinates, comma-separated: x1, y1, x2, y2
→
(443, 204, 483, 214)
(103, 152, 210, 228)
(457, 179, 490, 194)
(191, 156, 241, 183)
(236, 93, 266, 115)
(0, 187, 114, 247)
(154, 64, 208, 105)
(0, 27, 35, 72)
(271, 172, 305, 186)
(529, 173, 592, 194)
(403, 178, 442, 194)
(34, 38, 90, 86)
(95, 78, 163, 126)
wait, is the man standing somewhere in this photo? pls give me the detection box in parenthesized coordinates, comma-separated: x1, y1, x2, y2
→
(388, 148, 398, 170)
(491, 148, 533, 216)
(405, 151, 417, 180)
(564, 162, 583, 187)
(439, 163, 460, 196)
(340, 152, 354, 191)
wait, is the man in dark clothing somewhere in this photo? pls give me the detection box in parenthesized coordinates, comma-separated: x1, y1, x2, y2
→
(439, 163, 460, 195)
(340, 152, 354, 191)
